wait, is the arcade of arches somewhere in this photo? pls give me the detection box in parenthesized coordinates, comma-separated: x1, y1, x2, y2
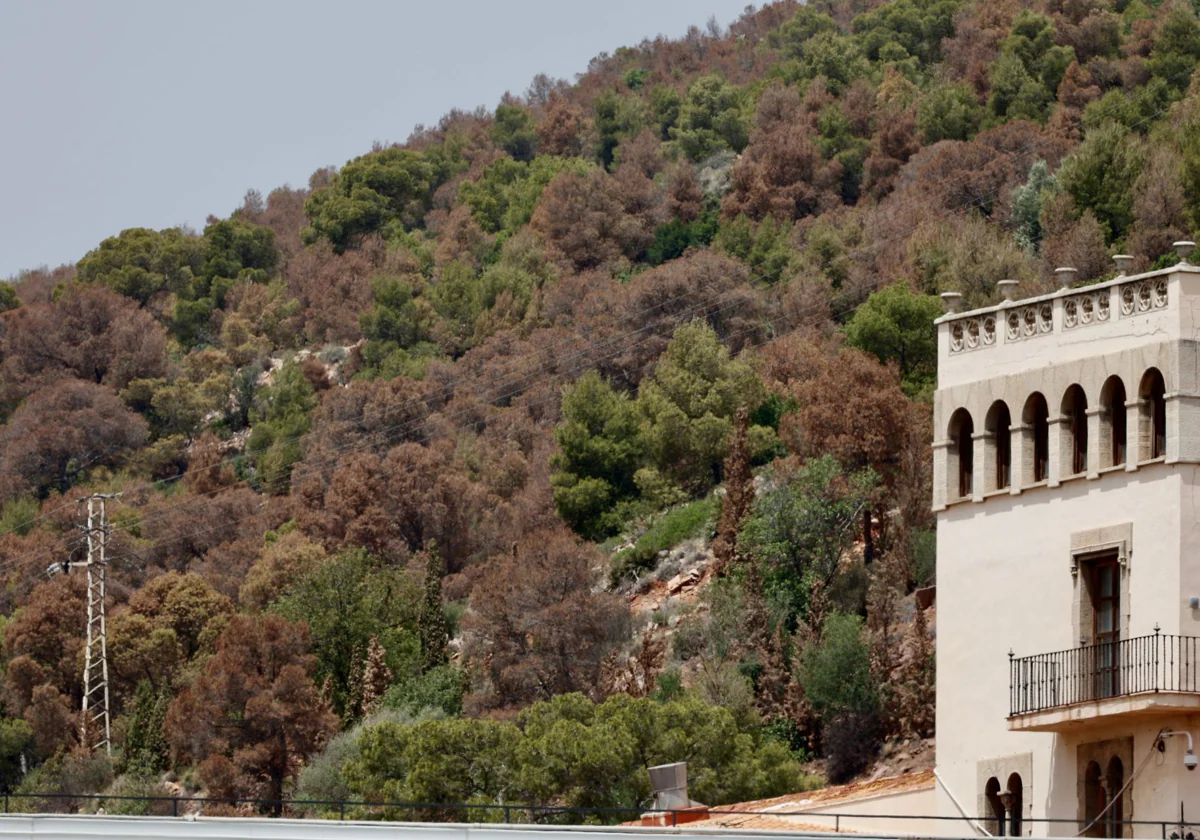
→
(945, 368, 1167, 503)
(984, 773, 1025, 837)
(1078, 738, 1134, 839)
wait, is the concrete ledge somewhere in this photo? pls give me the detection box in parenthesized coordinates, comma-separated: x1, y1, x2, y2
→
(1008, 691, 1200, 732)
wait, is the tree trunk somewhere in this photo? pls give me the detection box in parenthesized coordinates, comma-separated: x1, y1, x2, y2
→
(863, 505, 874, 565)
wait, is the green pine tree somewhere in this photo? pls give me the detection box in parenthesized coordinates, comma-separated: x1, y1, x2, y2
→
(419, 544, 449, 673)
(123, 680, 170, 776)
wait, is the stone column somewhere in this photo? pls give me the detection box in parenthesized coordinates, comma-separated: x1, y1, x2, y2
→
(974, 431, 992, 500)
(1172, 393, 1200, 463)
(1166, 392, 1186, 464)
(1127, 398, 1147, 467)
(1010, 422, 1031, 495)
(932, 440, 949, 511)
(1049, 415, 1067, 487)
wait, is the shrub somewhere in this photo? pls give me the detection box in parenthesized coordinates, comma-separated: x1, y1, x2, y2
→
(800, 613, 881, 782)
(910, 529, 936, 588)
(610, 497, 716, 582)
(382, 666, 466, 717)
(0, 496, 39, 537)
(295, 707, 445, 812)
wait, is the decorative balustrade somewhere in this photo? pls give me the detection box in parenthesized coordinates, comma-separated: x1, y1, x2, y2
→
(1118, 275, 1168, 317)
(948, 313, 996, 353)
(944, 273, 1172, 356)
(1003, 302, 1052, 344)
(1062, 288, 1110, 330)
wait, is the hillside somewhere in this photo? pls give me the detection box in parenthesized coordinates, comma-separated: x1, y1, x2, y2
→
(0, 0, 1196, 816)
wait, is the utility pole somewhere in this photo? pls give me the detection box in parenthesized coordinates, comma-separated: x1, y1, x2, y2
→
(75, 493, 118, 756)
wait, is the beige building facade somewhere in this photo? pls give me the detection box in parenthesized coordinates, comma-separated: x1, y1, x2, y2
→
(933, 254, 1200, 837)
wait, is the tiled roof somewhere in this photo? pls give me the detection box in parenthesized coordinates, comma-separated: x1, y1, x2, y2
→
(620, 771, 935, 832)
(701, 812, 853, 833)
(712, 769, 936, 815)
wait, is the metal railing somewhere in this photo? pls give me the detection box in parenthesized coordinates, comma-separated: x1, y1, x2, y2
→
(1010, 632, 1200, 716)
(1, 792, 1199, 838)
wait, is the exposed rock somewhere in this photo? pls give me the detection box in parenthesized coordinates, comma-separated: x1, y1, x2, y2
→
(667, 567, 703, 595)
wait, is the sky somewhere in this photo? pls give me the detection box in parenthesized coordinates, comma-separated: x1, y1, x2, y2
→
(0, 0, 756, 278)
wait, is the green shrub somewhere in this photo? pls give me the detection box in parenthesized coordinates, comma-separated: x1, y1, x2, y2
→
(910, 529, 936, 588)
(346, 693, 805, 813)
(800, 613, 881, 782)
(296, 707, 446, 813)
(610, 497, 716, 582)
(382, 666, 466, 717)
(0, 496, 39, 537)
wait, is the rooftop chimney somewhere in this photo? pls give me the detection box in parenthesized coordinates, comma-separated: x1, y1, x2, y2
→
(1113, 255, 1134, 277)
(997, 279, 1019, 303)
(649, 762, 690, 811)
(642, 762, 710, 827)
(1055, 267, 1078, 290)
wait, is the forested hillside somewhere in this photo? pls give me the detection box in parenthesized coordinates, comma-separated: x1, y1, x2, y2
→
(0, 0, 1198, 815)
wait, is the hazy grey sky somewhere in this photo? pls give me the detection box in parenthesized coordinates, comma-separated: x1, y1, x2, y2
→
(0, 0, 754, 278)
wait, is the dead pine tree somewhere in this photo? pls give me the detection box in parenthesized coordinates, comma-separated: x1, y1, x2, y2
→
(712, 407, 754, 575)
(360, 636, 393, 716)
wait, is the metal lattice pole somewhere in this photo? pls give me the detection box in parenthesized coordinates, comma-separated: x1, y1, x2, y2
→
(76, 493, 117, 756)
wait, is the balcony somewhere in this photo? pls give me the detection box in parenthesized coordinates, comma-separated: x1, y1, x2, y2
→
(1008, 633, 1200, 732)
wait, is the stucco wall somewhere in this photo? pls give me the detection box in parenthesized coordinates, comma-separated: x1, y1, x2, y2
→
(776, 786, 939, 835)
(935, 464, 1200, 832)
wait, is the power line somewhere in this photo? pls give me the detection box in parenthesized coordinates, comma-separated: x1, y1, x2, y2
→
(5, 59, 1199, 551)
(0, 136, 1091, 574)
(93, 288, 872, 572)
(0, 281, 864, 580)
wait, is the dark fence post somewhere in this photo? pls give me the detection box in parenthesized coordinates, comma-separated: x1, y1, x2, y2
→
(172, 796, 178, 818)
(339, 800, 345, 821)
(505, 806, 511, 824)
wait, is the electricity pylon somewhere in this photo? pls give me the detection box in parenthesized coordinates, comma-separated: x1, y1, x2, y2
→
(75, 493, 118, 756)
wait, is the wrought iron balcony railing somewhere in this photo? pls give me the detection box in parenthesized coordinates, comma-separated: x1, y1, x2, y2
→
(1009, 632, 1200, 716)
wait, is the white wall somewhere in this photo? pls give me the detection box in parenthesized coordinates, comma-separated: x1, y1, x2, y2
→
(935, 464, 1198, 831)
(773, 786, 939, 835)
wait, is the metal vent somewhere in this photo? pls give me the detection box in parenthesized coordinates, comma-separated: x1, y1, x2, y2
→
(648, 761, 689, 810)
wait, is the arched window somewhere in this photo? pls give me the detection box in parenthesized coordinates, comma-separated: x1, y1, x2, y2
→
(1100, 376, 1127, 468)
(1023, 393, 1050, 483)
(1083, 761, 1105, 838)
(1105, 757, 1124, 838)
(1062, 385, 1089, 476)
(1005, 773, 1024, 837)
(985, 776, 1006, 836)
(986, 401, 1012, 491)
(948, 408, 974, 500)
(1140, 368, 1166, 460)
